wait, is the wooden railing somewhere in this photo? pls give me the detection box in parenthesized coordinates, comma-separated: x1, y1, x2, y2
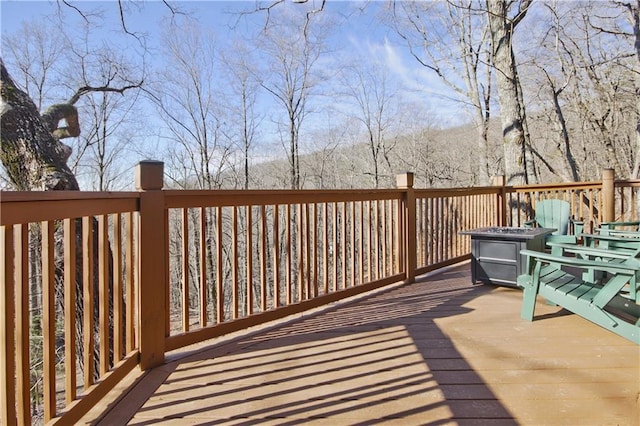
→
(415, 186, 502, 276)
(1, 163, 638, 425)
(1, 191, 141, 425)
(162, 188, 406, 352)
(498, 170, 640, 231)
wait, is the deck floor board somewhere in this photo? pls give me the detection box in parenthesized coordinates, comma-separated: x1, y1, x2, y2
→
(92, 264, 639, 425)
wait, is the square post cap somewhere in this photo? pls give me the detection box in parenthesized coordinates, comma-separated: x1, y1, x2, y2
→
(135, 160, 164, 190)
(396, 172, 414, 189)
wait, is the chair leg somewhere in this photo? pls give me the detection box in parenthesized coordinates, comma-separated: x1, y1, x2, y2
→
(520, 283, 538, 321)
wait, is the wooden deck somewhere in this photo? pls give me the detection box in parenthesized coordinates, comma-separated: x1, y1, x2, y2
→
(91, 264, 639, 425)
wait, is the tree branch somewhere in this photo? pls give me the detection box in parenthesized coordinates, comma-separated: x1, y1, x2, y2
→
(67, 82, 143, 105)
(302, 0, 326, 37)
(59, 0, 89, 22)
(511, 0, 533, 28)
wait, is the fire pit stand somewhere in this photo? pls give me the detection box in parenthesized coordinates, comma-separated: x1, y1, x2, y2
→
(459, 227, 556, 288)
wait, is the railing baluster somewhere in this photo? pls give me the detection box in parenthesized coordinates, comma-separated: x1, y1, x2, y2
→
(113, 213, 123, 362)
(181, 208, 189, 332)
(296, 204, 303, 302)
(216, 206, 224, 323)
(232, 206, 239, 320)
(125, 212, 135, 354)
(98, 214, 110, 377)
(350, 202, 356, 288)
(428, 198, 434, 265)
(286, 204, 292, 304)
(453, 197, 458, 256)
(199, 208, 207, 327)
(42, 221, 55, 422)
(341, 202, 347, 289)
(313, 203, 319, 297)
(64, 218, 78, 401)
(273, 205, 280, 308)
(373, 200, 379, 280)
(459, 196, 463, 256)
(247, 205, 254, 316)
(367, 201, 372, 282)
(391, 200, 397, 274)
(303, 203, 313, 299)
(447, 197, 452, 259)
(82, 216, 95, 389)
(331, 203, 339, 292)
(260, 205, 267, 312)
(416, 198, 422, 268)
(1, 225, 16, 426)
(381, 200, 386, 277)
(445, 197, 451, 260)
(359, 201, 365, 284)
(437, 196, 441, 262)
(15, 224, 30, 425)
(619, 187, 626, 221)
(323, 203, 329, 294)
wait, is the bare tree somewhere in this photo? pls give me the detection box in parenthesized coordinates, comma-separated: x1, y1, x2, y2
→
(257, 6, 328, 189)
(2, 12, 145, 191)
(626, 0, 640, 178)
(391, 0, 494, 185)
(302, 113, 355, 189)
(585, 0, 640, 178)
(67, 33, 145, 190)
(486, 0, 534, 185)
(338, 51, 399, 188)
(1, 20, 66, 112)
(219, 40, 263, 190)
(524, 2, 582, 182)
(150, 16, 233, 190)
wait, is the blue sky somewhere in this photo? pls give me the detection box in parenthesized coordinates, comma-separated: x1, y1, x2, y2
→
(1, 0, 464, 187)
(0, 0, 457, 114)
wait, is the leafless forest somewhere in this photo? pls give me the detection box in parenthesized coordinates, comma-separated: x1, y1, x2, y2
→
(2, 1, 638, 192)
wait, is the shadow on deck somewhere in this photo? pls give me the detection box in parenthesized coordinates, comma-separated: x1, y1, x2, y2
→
(93, 264, 639, 425)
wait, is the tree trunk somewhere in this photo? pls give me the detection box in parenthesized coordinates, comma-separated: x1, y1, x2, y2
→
(1, 61, 110, 380)
(486, 0, 532, 185)
(1, 61, 78, 191)
(474, 91, 492, 185)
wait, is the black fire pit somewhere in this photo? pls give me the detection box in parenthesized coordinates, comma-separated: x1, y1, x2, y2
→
(459, 227, 556, 287)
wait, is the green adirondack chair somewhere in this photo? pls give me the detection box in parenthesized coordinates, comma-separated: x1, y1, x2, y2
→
(518, 249, 640, 344)
(524, 199, 584, 253)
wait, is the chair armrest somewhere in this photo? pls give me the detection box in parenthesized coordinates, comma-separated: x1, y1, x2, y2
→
(581, 233, 640, 246)
(520, 249, 640, 275)
(545, 242, 639, 260)
(596, 229, 640, 237)
(571, 218, 584, 235)
(600, 220, 640, 230)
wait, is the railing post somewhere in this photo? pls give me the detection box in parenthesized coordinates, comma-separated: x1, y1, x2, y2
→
(397, 172, 416, 284)
(135, 160, 166, 370)
(1, 226, 16, 425)
(492, 175, 507, 226)
(602, 168, 615, 223)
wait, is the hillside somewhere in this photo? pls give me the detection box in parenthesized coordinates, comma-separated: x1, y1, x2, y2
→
(244, 120, 504, 190)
